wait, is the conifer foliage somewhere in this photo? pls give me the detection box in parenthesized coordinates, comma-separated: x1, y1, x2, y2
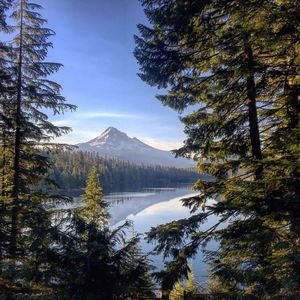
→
(135, 0, 300, 298)
(0, 0, 76, 296)
(50, 150, 201, 194)
(0, 1, 155, 297)
(80, 166, 109, 228)
(169, 266, 199, 300)
(0, 0, 13, 272)
(59, 167, 153, 299)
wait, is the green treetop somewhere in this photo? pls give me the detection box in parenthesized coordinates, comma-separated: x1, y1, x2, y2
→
(80, 166, 109, 229)
(169, 265, 199, 300)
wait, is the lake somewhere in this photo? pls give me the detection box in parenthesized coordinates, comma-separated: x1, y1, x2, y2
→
(71, 186, 219, 283)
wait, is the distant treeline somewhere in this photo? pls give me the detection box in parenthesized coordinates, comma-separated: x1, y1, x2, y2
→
(49, 151, 202, 194)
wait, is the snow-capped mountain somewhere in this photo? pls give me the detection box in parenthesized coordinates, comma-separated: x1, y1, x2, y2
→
(76, 127, 194, 168)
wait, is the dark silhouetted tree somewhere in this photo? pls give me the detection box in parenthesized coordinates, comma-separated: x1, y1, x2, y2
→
(0, 0, 75, 296)
(135, 0, 300, 298)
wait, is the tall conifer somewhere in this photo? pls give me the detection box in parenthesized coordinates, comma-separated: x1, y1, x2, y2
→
(135, 0, 300, 297)
(0, 0, 13, 279)
(0, 0, 76, 295)
(8, 0, 75, 258)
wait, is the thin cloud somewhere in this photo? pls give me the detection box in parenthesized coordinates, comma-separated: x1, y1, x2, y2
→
(80, 111, 143, 119)
(50, 110, 145, 128)
(53, 130, 101, 145)
(140, 137, 183, 151)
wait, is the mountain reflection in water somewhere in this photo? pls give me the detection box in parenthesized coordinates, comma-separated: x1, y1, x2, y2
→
(107, 187, 195, 225)
(70, 187, 218, 281)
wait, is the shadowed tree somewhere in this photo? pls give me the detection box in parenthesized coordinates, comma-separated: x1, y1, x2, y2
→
(57, 166, 153, 299)
(0, 0, 14, 283)
(135, 0, 300, 298)
(0, 0, 76, 296)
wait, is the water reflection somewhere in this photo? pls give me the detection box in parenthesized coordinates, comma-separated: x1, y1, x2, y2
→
(108, 187, 195, 225)
(66, 187, 218, 282)
(109, 187, 219, 282)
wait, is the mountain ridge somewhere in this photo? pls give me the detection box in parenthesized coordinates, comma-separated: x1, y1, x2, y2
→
(76, 127, 193, 168)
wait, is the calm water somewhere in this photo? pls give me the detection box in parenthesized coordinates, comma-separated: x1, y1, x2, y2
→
(71, 187, 219, 283)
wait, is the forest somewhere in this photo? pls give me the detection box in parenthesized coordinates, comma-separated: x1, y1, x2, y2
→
(50, 151, 201, 194)
(0, 0, 299, 299)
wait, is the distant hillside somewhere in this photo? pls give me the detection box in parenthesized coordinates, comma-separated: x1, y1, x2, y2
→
(50, 151, 204, 194)
(76, 127, 194, 168)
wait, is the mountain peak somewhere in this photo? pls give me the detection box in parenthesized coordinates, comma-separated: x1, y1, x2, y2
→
(88, 127, 129, 146)
(76, 127, 194, 167)
(103, 126, 121, 134)
(100, 126, 126, 138)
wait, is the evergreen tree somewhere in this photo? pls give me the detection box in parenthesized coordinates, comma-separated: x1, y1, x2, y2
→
(169, 266, 199, 300)
(8, 0, 75, 258)
(58, 167, 153, 299)
(49, 150, 201, 194)
(80, 165, 109, 229)
(135, 0, 300, 298)
(0, 0, 14, 288)
(0, 0, 75, 296)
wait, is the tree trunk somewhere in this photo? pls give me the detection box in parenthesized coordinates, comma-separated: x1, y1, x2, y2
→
(243, 40, 271, 293)
(9, 0, 23, 258)
(286, 81, 300, 129)
(287, 81, 300, 234)
(1, 128, 7, 198)
(286, 80, 300, 292)
(244, 41, 262, 162)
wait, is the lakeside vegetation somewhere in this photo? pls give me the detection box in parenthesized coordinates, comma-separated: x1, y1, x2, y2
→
(49, 150, 202, 194)
(0, 0, 299, 299)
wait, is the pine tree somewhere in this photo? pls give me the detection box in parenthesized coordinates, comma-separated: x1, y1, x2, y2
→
(49, 149, 200, 194)
(8, 0, 75, 258)
(169, 266, 199, 300)
(80, 165, 109, 229)
(0, 0, 76, 296)
(135, 0, 300, 298)
(0, 0, 14, 284)
(58, 167, 153, 299)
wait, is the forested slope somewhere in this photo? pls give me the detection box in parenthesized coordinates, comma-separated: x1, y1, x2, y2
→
(50, 151, 202, 193)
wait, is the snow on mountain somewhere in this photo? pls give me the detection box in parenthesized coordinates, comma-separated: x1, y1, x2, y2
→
(76, 127, 194, 168)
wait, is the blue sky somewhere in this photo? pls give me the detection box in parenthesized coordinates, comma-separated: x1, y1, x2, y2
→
(41, 0, 187, 150)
